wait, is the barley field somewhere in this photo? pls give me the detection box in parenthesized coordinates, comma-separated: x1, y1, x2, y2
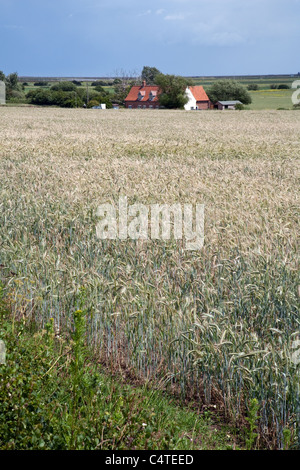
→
(0, 107, 299, 448)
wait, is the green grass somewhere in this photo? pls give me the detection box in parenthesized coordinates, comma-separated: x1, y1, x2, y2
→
(246, 89, 295, 110)
(0, 290, 237, 450)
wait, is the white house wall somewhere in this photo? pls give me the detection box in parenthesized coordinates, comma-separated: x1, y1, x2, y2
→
(184, 88, 197, 110)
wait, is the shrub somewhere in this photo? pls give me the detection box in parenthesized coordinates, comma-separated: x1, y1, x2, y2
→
(94, 85, 108, 95)
(247, 84, 259, 91)
(51, 91, 83, 108)
(26, 89, 53, 105)
(87, 99, 100, 108)
(208, 80, 252, 105)
(51, 82, 77, 92)
(278, 84, 290, 89)
(34, 81, 48, 87)
(26, 89, 83, 108)
(235, 103, 245, 110)
(91, 80, 111, 87)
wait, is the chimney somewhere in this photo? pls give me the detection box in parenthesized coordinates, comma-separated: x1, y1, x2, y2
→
(142, 80, 146, 87)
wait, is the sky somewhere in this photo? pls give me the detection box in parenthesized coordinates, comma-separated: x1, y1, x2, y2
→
(0, 0, 300, 77)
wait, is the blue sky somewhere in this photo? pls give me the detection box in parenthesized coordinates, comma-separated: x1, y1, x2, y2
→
(1, 0, 300, 77)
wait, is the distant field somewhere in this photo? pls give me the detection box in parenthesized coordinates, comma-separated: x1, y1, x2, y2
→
(247, 89, 295, 109)
(191, 74, 298, 89)
(0, 107, 299, 448)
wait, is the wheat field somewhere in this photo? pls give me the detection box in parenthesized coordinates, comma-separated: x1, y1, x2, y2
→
(0, 107, 299, 448)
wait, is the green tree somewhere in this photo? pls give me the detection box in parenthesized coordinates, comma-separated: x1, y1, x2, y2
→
(26, 89, 83, 108)
(51, 81, 77, 92)
(247, 84, 259, 91)
(6, 72, 19, 90)
(34, 81, 48, 87)
(0, 71, 5, 82)
(208, 80, 252, 105)
(26, 89, 53, 105)
(155, 74, 189, 109)
(5, 72, 26, 101)
(141, 66, 161, 85)
(94, 85, 108, 95)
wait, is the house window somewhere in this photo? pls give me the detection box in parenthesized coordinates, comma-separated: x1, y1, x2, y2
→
(149, 91, 157, 101)
(137, 105, 141, 109)
(149, 105, 153, 108)
(128, 105, 132, 109)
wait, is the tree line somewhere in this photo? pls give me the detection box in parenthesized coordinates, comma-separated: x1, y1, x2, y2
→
(0, 67, 254, 108)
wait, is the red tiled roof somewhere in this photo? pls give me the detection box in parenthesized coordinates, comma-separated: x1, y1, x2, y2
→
(125, 84, 161, 102)
(188, 86, 209, 102)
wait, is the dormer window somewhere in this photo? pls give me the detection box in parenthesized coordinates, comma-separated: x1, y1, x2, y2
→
(149, 90, 157, 101)
(138, 91, 146, 101)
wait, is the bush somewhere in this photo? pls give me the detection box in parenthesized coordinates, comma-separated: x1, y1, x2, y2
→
(235, 103, 245, 110)
(26, 89, 53, 106)
(6, 89, 26, 102)
(208, 80, 252, 105)
(278, 84, 290, 89)
(247, 84, 259, 91)
(72, 80, 82, 86)
(91, 80, 111, 87)
(26, 89, 83, 108)
(270, 84, 278, 89)
(94, 85, 108, 95)
(51, 81, 77, 92)
(87, 99, 100, 108)
(34, 81, 48, 87)
(52, 91, 83, 108)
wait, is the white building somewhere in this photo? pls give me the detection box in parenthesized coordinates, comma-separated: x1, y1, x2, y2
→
(184, 86, 210, 110)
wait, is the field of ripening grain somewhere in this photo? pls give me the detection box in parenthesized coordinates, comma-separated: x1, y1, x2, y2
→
(0, 107, 299, 448)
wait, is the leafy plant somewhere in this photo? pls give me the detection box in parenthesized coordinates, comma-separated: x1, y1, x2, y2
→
(245, 399, 260, 450)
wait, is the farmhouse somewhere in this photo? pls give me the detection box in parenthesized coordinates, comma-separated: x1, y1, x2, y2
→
(184, 86, 210, 110)
(215, 100, 242, 110)
(125, 81, 160, 109)
(125, 81, 211, 110)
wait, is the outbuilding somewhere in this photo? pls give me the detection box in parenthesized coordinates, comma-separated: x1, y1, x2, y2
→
(215, 100, 242, 110)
